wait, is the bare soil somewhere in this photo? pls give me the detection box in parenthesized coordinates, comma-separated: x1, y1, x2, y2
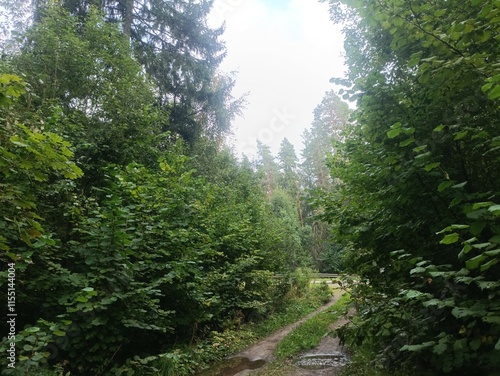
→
(274, 315, 349, 376)
(207, 291, 349, 376)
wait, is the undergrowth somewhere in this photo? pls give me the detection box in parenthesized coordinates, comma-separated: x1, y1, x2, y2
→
(338, 346, 417, 376)
(112, 282, 333, 375)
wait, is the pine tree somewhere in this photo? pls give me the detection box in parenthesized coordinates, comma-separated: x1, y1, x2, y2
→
(301, 90, 349, 191)
(20, 0, 241, 143)
(256, 141, 280, 201)
(277, 138, 303, 226)
(300, 91, 349, 270)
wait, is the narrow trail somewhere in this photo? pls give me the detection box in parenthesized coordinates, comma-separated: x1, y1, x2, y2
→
(201, 290, 347, 376)
(237, 291, 344, 362)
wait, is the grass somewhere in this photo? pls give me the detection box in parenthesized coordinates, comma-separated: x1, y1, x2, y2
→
(150, 283, 335, 375)
(275, 292, 350, 360)
(249, 292, 331, 340)
(250, 289, 415, 376)
(250, 291, 350, 376)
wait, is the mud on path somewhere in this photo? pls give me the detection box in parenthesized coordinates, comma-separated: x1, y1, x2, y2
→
(269, 313, 350, 376)
(201, 291, 348, 376)
(238, 291, 345, 362)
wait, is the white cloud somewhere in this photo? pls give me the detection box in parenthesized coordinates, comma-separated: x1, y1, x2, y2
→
(209, 0, 345, 159)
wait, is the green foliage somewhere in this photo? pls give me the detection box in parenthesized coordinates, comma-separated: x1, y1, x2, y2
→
(0, 52, 311, 374)
(0, 2, 337, 376)
(252, 140, 314, 271)
(321, 0, 500, 374)
(284, 267, 314, 298)
(267, 190, 311, 270)
(301, 90, 349, 191)
(110, 286, 331, 375)
(0, 137, 305, 373)
(301, 91, 350, 271)
(0, 74, 83, 266)
(277, 138, 300, 197)
(12, 6, 163, 175)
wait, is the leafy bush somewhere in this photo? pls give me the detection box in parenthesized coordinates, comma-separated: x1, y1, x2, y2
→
(321, 0, 500, 374)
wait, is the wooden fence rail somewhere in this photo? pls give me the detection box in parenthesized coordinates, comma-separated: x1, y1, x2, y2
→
(316, 273, 341, 279)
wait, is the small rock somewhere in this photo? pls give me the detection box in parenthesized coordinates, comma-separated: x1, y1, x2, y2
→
(294, 352, 349, 370)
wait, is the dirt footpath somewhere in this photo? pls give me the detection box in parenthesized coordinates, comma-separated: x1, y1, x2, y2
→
(224, 291, 349, 376)
(270, 315, 349, 376)
(239, 292, 344, 362)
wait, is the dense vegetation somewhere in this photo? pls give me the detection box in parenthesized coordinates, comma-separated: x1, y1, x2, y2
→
(0, 2, 342, 375)
(319, 0, 500, 375)
(4, 0, 497, 375)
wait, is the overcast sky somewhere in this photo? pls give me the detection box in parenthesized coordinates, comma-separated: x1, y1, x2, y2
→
(208, 0, 346, 159)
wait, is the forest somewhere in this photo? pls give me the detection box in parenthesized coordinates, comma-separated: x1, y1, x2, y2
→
(0, 0, 499, 375)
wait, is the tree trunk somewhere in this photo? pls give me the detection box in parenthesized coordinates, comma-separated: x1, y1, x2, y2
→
(123, 0, 134, 37)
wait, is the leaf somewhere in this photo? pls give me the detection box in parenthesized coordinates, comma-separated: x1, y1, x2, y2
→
(470, 338, 482, 351)
(467, 209, 487, 220)
(9, 136, 29, 148)
(399, 137, 414, 147)
(472, 202, 495, 210)
(433, 342, 447, 354)
(440, 233, 459, 245)
(437, 224, 469, 234)
(438, 181, 454, 192)
(465, 255, 487, 270)
(405, 290, 426, 299)
(401, 341, 435, 352)
(423, 298, 441, 307)
(53, 330, 66, 337)
(409, 52, 422, 67)
(410, 266, 426, 275)
(472, 242, 491, 249)
(453, 338, 467, 350)
(387, 128, 402, 138)
(480, 259, 498, 272)
(490, 235, 500, 244)
(488, 73, 500, 83)
(424, 162, 441, 172)
(413, 145, 427, 153)
(487, 85, 500, 100)
(454, 130, 468, 140)
(483, 315, 500, 324)
(470, 220, 486, 236)
(488, 204, 500, 214)
(477, 280, 500, 290)
(484, 249, 500, 256)
(449, 197, 463, 207)
(452, 306, 474, 318)
(23, 327, 41, 333)
(452, 181, 467, 189)
(482, 83, 493, 92)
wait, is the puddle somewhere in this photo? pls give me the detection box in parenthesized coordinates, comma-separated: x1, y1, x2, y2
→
(294, 352, 349, 370)
(199, 356, 267, 376)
